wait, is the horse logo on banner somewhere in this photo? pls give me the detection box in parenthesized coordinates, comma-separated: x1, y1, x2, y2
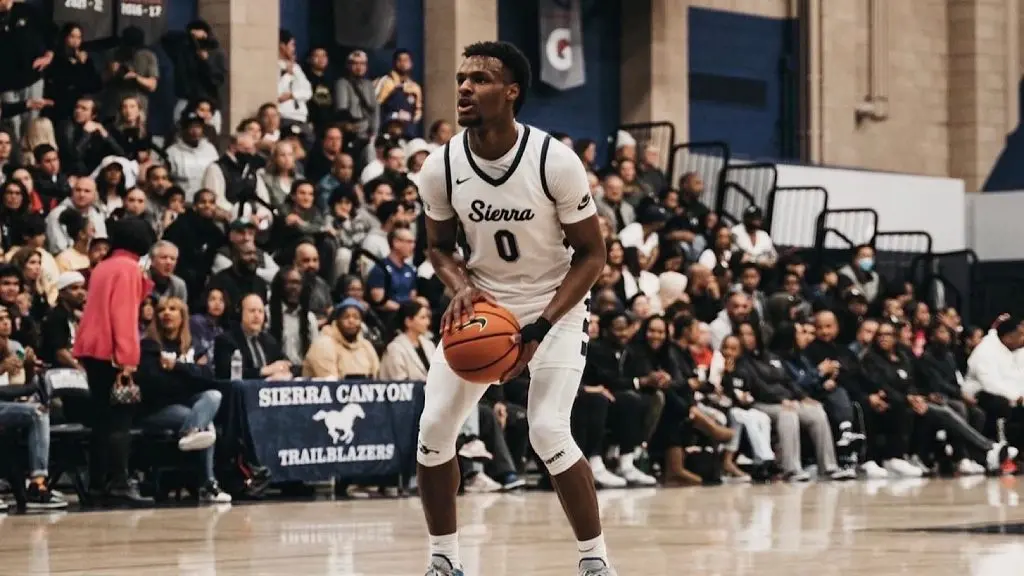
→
(313, 404, 366, 444)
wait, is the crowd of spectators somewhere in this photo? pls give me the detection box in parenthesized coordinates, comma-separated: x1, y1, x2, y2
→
(0, 4, 1023, 514)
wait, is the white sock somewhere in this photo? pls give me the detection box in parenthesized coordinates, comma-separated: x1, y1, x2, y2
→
(589, 455, 606, 472)
(429, 532, 461, 568)
(577, 533, 609, 564)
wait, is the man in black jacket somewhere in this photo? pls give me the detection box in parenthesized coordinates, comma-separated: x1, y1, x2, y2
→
(32, 144, 70, 207)
(581, 311, 661, 487)
(0, 0, 54, 139)
(58, 96, 124, 176)
(161, 189, 226, 308)
(166, 20, 226, 130)
(208, 242, 269, 321)
(916, 322, 1014, 473)
(804, 310, 865, 455)
(212, 293, 292, 380)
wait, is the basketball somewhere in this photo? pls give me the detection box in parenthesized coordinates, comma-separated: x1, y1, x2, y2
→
(442, 301, 521, 384)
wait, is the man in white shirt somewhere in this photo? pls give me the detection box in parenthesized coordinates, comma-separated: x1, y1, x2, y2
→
(277, 30, 313, 125)
(165, 112, 219, 199)
(966, 314, 1024, 447)
(619, 201, 667, 263)
(709, 291, 751, 350)
(731, 205, 777, 270)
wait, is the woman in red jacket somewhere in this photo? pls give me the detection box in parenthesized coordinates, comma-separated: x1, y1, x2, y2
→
(73, 217, 155, 505)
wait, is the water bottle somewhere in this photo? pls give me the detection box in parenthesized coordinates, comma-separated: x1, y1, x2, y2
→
(230, 349, 243, 381)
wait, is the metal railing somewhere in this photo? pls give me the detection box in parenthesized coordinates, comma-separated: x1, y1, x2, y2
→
(873, 231, 933, 284)
(769, 186, 828, 248)
(721, 163, 778, 225)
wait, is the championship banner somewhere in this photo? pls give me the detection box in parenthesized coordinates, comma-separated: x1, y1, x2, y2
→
(539, 0, 586, 91)
(116, 0, 167, 43)
(241, 379, 425, 483)
(51, 0, 114, 42)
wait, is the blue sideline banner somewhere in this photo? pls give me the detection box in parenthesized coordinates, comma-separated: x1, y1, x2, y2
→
(240, 379, 425, 483)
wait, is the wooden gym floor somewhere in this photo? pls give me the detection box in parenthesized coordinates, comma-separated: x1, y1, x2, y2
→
(2, 477, 1024, 575)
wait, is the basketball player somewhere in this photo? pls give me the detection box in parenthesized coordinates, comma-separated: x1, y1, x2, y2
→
(415, 42, 613, 576)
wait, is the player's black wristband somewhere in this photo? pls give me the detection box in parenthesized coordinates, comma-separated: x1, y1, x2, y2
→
(521, 317, 553, 344)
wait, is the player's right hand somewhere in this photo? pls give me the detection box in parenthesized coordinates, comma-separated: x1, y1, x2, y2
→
(442, 285, 496, 333)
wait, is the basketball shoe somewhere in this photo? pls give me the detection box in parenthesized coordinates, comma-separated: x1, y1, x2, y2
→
(424, 554, 464, 576)
(579, 558, 618, 575)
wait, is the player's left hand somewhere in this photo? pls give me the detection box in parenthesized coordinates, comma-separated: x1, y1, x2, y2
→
(500, 333, 537, 384)
(500, 318, 553, 384)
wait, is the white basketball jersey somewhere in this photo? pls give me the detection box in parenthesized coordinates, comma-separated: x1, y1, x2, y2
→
(419, 123, 596, 322)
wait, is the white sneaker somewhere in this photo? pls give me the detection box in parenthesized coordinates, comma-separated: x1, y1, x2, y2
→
(861, 461, 889, 479)
(985, 442, 1017, 472)
(199, 480, 232, 504)
(464, 472, 502, 494)
(957, 458, 985, 476)
(909, 455, 933, 476)
(178, 429, 217, 452)
(836, 428, 866, 449)
(828, 467, 857, 481)
(0, 499, 7, 513)
(884, 458, 924, 477)
(592, 466, 628, 489)
(785, 470, 811, 482)
(457, 439, 492, 461)
(617, 464, 657, 486)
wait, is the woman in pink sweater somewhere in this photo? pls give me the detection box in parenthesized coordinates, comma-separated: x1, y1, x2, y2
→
(73, 218, 155, 505)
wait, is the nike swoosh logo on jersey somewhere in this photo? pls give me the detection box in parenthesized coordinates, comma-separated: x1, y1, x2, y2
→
(456, 176, 473, 185)
(577, 194, 591, 210)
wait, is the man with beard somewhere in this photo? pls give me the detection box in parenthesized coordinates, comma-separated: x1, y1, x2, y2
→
(166, 112, 219, 198)
(306, 124, 345, 185)
(803, 310, 867, 462)
(677, 172, 716, 235)
(375, 49, 423, 135)
(208, 241, 268, 319)
(162, 189, 227, 304)
(709, 291, 751, 350)
(40, 271, 86, 370)
(201, 132, 271, 222)
(293, 240, 332, 322)
(209, 218, 279, 284)
(335, 50, 378, 166)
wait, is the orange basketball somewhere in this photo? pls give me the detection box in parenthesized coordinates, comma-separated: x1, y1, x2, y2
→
(442, 301, 521, 384)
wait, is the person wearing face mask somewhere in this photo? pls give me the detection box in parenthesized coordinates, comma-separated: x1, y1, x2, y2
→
(837, 244, 886, 310)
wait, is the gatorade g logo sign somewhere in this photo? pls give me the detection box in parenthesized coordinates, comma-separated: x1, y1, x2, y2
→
(539, 0, 585, 90)
(545, 28, 573, 72)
